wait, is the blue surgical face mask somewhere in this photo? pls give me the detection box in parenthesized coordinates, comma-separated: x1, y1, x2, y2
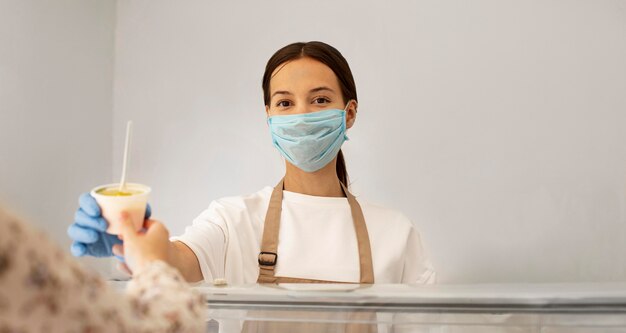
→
(268, 102, 352, 172)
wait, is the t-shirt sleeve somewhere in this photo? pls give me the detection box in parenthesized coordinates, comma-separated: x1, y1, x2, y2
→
(402, 226, 437, 284)
(170, 202, 228, 283)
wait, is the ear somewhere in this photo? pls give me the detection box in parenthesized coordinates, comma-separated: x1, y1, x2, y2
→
(346, 100, 357, 129)
(265, 105, 270, 118)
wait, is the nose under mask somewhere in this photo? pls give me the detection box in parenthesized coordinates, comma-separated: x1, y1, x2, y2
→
(267, 102, 351, 172)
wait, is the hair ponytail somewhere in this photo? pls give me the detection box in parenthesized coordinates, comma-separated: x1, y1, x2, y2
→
(336, 149, 348, 186)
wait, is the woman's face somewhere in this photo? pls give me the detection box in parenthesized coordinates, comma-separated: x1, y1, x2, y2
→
(265, 57, 357, 129)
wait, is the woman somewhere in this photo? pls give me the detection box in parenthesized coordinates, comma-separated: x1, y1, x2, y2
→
(68, 41, 436, 285)
(0, 206, 205, 332)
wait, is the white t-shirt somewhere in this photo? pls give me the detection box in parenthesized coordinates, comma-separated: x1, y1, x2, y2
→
(171, 186, 436, 285)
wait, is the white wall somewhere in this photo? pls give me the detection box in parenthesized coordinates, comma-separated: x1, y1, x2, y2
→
(0, 0, 116, 273)
(113, 0, 626, 283)
(4, 0, 624, 283)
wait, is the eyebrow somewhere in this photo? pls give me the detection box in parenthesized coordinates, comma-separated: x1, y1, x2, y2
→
(271, 86, 336, 100)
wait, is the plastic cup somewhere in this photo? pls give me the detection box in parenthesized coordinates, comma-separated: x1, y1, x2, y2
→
(90, 183, 151, 235)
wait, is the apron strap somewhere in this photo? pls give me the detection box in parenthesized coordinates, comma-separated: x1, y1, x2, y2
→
(340, 182, 375, 284)
(257, 179, 284, 284)
(257, 179, 375, 284)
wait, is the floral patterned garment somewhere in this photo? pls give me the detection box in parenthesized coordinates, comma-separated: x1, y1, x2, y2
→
(0, 206, 206, 333)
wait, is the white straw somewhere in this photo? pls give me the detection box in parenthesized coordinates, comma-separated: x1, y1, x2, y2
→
(118, 121, 133, 192)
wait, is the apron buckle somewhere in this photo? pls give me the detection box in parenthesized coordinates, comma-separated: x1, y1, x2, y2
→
(258, 252, 278, 266)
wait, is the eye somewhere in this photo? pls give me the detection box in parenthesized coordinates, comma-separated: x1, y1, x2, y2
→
(312, 97, 331, 104)
(276, 100, 291, 108)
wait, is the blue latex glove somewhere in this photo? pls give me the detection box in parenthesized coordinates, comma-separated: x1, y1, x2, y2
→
(67, 192, 151, 258)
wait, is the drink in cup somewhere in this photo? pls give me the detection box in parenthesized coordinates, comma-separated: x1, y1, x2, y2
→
(90, 183, 151, 235)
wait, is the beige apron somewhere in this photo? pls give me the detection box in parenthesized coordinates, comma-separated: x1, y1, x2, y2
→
(242, 179, 378, 332)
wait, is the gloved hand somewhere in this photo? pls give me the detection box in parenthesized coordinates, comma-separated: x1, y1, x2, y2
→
(67, 192, 151, 258)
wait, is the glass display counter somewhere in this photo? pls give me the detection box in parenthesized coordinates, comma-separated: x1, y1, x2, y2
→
(110, 281, 626, 332)
(198, 283, 626, 332)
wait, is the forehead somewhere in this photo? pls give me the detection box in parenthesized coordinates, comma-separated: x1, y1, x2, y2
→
(270, 57, 340, 94)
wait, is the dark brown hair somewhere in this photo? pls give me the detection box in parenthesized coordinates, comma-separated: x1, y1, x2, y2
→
(262, 41, 357, 186)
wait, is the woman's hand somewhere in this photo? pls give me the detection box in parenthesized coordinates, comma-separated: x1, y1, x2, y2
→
(112, 212, 171, 275)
